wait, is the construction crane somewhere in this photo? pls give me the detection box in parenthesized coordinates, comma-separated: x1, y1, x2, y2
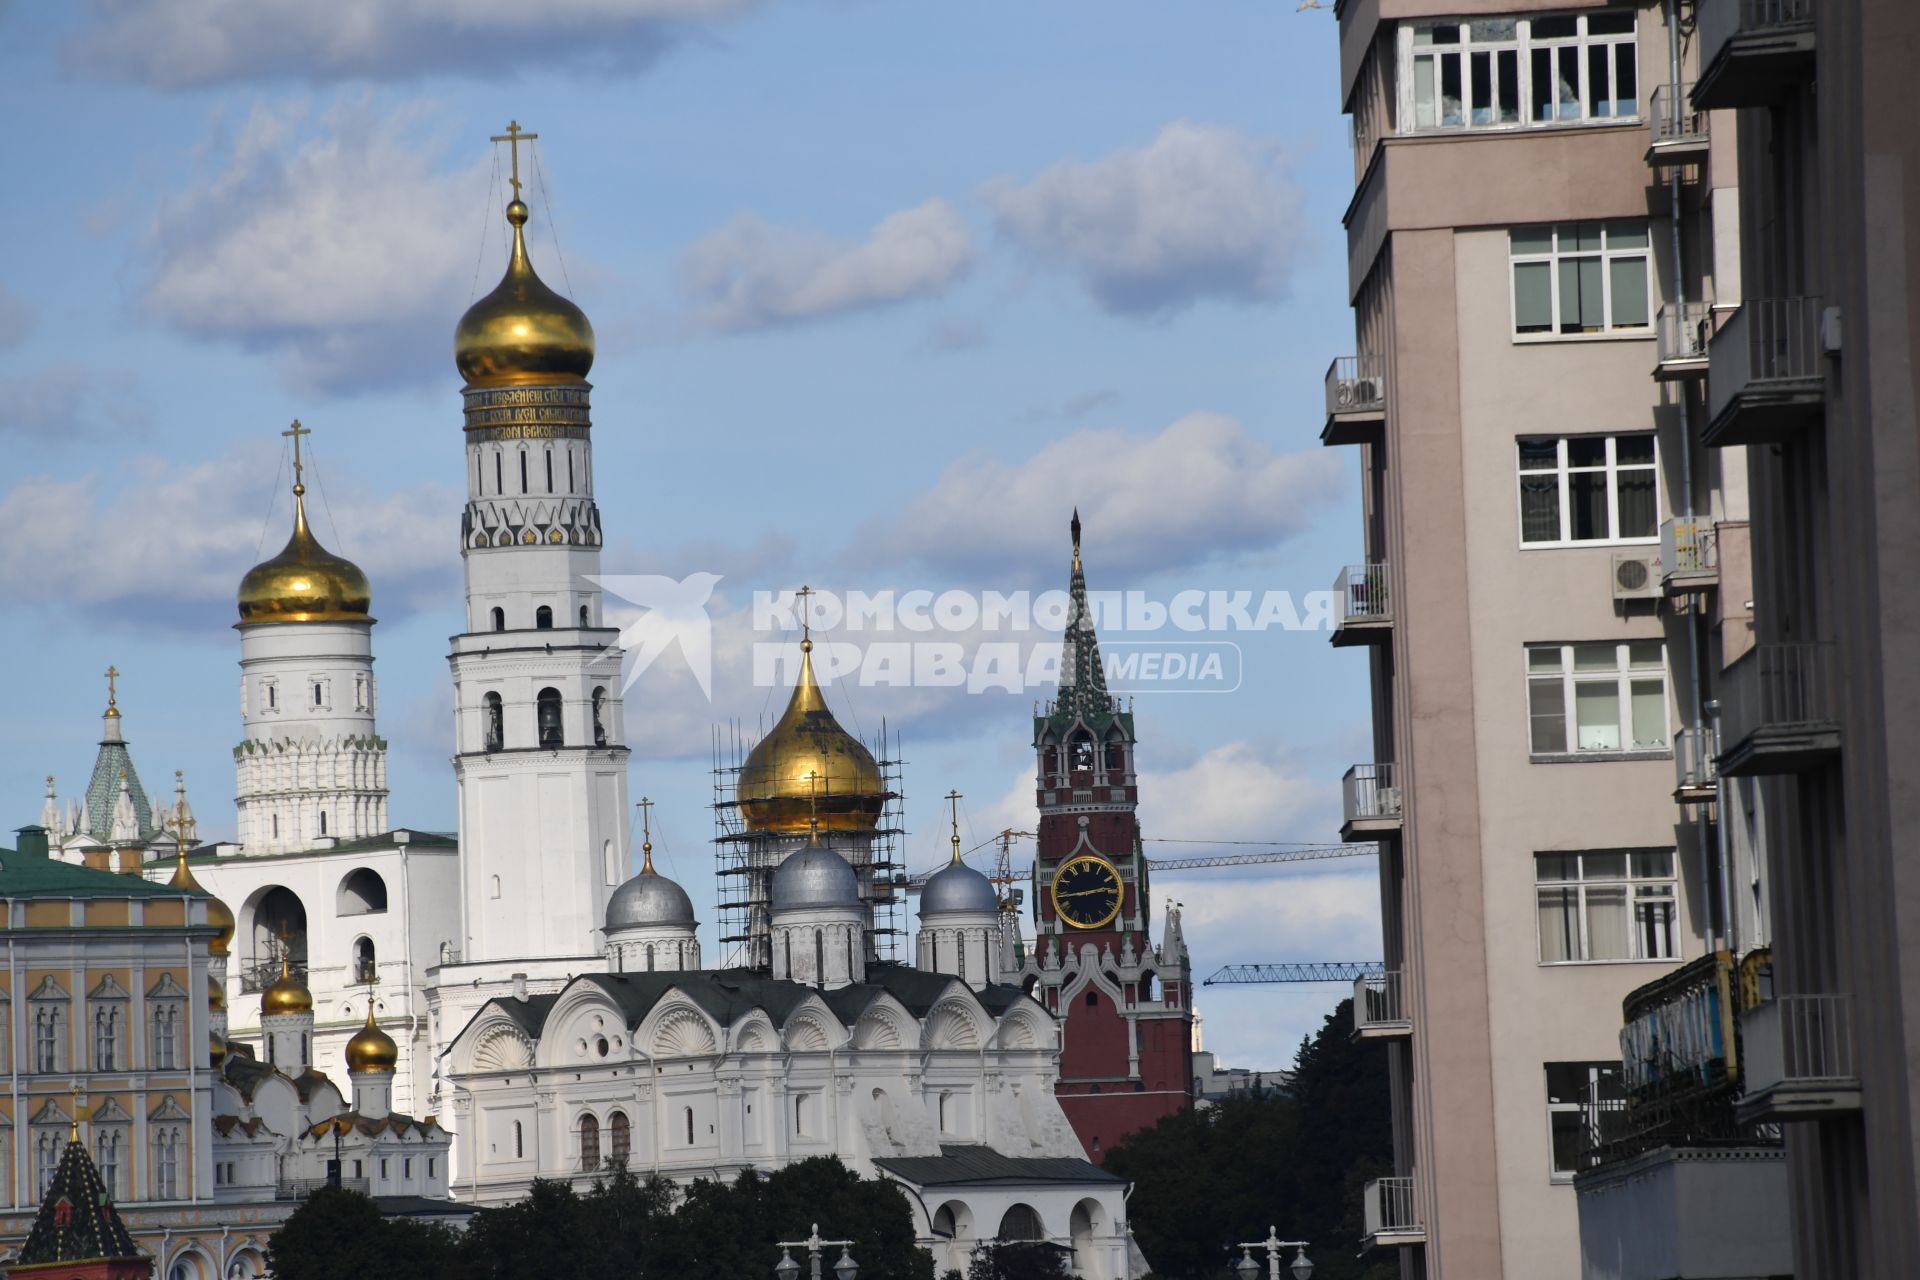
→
(1204, 962, 1384, 985)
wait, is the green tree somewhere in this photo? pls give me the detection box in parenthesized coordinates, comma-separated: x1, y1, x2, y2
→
(964, 1240, 1079, 1280)
(267, 1187, 456, 1280)
(1104, 999, 1395, 1280)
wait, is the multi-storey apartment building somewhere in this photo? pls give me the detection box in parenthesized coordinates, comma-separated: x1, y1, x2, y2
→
(1577, 4, 1920, 1279)
(1324, 2, 1757, 1275)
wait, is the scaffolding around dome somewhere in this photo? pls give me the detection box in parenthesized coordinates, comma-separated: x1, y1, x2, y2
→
(711, 718, 906, 971)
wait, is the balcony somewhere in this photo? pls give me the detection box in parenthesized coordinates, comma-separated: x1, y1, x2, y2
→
(1331, 563, 1391, 647)
(1716, 642, 1840, 775)
(1645, 84, 1710, 167)
(1340, 763, 1402, 842)
(1363, 1176, 1424, 1249)
(1703, 297, 1826, 446)
(1694, 0, 1816, 111)
(1735, 994, 1862, 1122)
(1322, 355, 1386, 446)
(1352, 970, 1411, 1040)
(1653, 302, 1713, 382)
(1659, 517, 1718, 593)
(1576, 1145, 1791, 1280)
(1672, 723, 1719, 804)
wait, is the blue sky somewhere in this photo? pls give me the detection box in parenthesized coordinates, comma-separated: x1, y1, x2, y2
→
(1, 1, 1376, 1069)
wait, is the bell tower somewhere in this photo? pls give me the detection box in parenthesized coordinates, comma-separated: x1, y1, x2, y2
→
(1020, 512, 1193, 1163)
(446, 123, 630, 965)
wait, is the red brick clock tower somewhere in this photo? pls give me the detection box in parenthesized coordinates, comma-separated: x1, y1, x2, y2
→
(1019, 512, 1194, 1164)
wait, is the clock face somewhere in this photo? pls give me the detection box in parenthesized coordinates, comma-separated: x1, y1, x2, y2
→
(1050, 855, 1124, 930)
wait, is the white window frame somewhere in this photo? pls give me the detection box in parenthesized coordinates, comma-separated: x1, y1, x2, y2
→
(1509, 221, 1654, 339)
(1399, 12, 1640, 135)
(1535, 849, 1680, 964)
(1527, 641, 1671, 756)
(1516, 433, 1660, 547)
(1545, 1060, 1624, 1181)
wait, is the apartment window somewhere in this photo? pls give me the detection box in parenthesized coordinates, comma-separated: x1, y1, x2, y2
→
(1546, 1061, 1624, 1179)
(1517, 434, 1657, 544)
(1511, 222, 1652, 336)
(1406, 13, 1637, 132)
(1527, 642, 1668, 754)
(1536, 850, 1678, 962)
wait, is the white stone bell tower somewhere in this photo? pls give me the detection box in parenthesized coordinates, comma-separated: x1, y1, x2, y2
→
(447, 123, 629, 966)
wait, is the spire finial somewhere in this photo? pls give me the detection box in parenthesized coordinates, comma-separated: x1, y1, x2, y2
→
(945, 790, 963, 865)
(491, 121, 538, 203)
(795, 584, 814, 654)
(69, 1083, 84, 1143)
(638, 796, 655, 873)
(1070, 508, 1082, 572)
(282, 420, 310, 498)
(102, 665, 121, 719)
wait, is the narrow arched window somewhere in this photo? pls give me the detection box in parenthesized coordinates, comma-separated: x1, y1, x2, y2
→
(353, 936, 376, 984)
(318, 810, 327, 836)
(513, 1120, 523, 1158)
(609, 1111, 630, 1165)
(495, 452, 503, 494)
(491, 606, 506, 632)
(579, 1113, 600, 1171)
(537, 687, 563, 747)
(520, 451, 529, 495)
(545, 449, 554, 493)
(568, 450, 576, 491)
(1070, 733, 1095, 772)
(815, 928, 825, 981)
(592, 686, 608, 747)
(684, 1107, 694, 1146)
(483, 692, 505, 751)
(536, 605, 553, 630)
(579, 604, 590, 627)
(645, 944, 655, 972)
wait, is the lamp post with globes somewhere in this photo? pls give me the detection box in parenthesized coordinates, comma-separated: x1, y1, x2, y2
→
(774, 1224, 859, 1280)
(1234, 1226, 1313, 1280)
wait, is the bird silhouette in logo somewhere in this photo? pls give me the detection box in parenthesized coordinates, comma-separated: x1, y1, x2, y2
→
(589, 573, 723, 700)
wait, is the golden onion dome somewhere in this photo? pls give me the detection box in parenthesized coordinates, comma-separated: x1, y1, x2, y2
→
(261, 953, 313, 1017)
(169, 851, 235, 957)
(345, 1004, 399, 1074)
(739, 639, 886, 834)
(237, 488, 372, 625)
(454, 198, 594, 388)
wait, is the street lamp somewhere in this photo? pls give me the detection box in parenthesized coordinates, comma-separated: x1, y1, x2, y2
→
(775, 1224, 859, 1280)
(1235, 1226, 1312, 1280)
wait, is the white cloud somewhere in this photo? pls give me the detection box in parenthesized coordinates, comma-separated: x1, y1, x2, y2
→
(981, 121, 1304, 316)
(680, 199, 973, 334)
(857, 410, 1340, 578)
(923, 316, 986, 352)
(137, 98, 499, 394)
(66, 0, 760, 87)
(0, 285, 31, 350)
(0, 368, 147, 439)
(0, 440, 456, 630)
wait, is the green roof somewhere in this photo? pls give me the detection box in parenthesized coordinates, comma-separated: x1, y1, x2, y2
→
(83, 739, 155, 842)
(0, 850, 204, 901)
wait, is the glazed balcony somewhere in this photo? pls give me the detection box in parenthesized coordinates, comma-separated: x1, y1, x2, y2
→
(1331, 562, 1391, 647)
(1363, 1176, 1424, 1248)
(1660, 517, 1719, 593)
(1654, 302, 1714, 382)
(1717, 642, 1840, 775)
(1694, 0, 1816, 111)
(1703, 297, 1826, 446)
(1735, 993, 1862, 1123)
(1341, 763, 1402, 842)
(1672, 723, 1719, 804)
(1646, 84, 1710, 167)
(1352, 970, 1412, 1041)
(1323, 355, 1387, 446)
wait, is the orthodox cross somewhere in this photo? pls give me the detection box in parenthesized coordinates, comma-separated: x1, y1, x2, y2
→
(795, 584, 814, 647)
(490, 121, 539, 200)
(282, 419, 310, 493)
(946, 790, 963, 864)
(638, 796, 655, 872)
(103, 665, 119, 710)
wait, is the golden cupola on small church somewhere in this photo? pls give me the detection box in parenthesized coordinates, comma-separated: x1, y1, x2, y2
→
(237, 422, 372, 625)
(739, 638, 887, 834)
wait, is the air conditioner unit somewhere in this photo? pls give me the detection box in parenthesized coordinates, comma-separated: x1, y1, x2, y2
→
(1611, 553, 1662, 600)
(1375, 786, 1404, 817)
(1340, 378, 1382, 409)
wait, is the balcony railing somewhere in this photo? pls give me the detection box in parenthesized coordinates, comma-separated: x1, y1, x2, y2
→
(1660, 516, 1719, 591)
(1647, 84, 1709, 164)
(1695, 0, 1817, 110)
(1717, 641, 1841, 775)
(1737, 994, 1861, 1122)
(1705, 297, 1826, 446)
(1673, 723, 1719, 802)
(1324, 355, 1387, 446)
(1341, 763, 1402, 839)
(1655, 302, 1714, 379)
(1363, 1177, 1424, 1245)
(1353, 970, 1412, 1039)
(1332, 563, 1391, 647)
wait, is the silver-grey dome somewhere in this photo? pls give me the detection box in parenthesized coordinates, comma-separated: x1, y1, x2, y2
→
(771, 844, 861, 913)
(919, 860, 998, 916)
(606, 870, 696, 930)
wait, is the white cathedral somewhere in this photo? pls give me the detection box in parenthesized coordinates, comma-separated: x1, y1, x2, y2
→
(33, 135, 1137, 1279)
